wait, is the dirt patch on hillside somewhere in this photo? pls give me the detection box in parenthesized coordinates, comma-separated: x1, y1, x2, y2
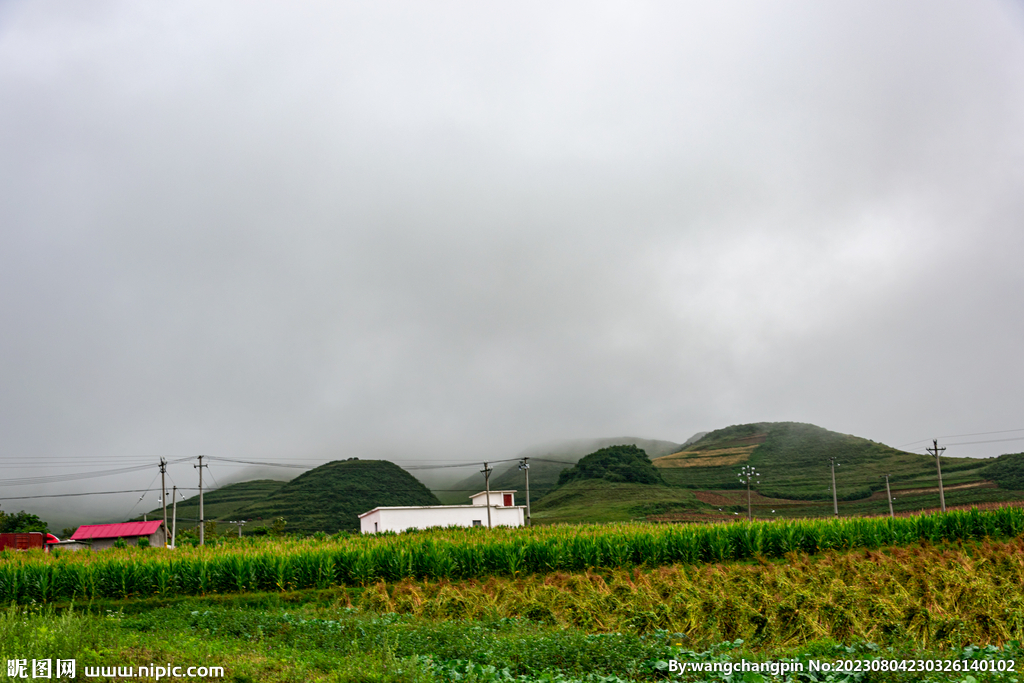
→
(695, 491, 740, 506)
(694, 490, 796, 507)
(653, 445, 756, 468)
(867, 480, 996, 501)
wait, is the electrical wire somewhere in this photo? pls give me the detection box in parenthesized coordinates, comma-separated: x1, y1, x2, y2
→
(0, 489, 197, 501)
(899, 428, 1024, 449)
(122, 472, 160, 520)
(0, 456, 195, 487)
(205, 456, 310, 469)
(943, 436, 1024, 447)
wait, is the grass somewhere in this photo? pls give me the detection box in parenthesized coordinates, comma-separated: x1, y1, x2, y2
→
(531, 481, 699, 523)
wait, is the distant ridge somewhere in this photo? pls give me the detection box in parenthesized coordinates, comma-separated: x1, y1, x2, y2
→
(438, 436, 684, 504)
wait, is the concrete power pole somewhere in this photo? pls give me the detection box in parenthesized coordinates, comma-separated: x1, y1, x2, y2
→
(926, 439, 947, 512)
(828, 457, 840, 517)
(481, 462, 493, 529)
(884, 474, 894, 518)
(160, 458, 168, 547)
(194, 455, 208, 545)
(519, 458, 531, 526)
(171, 485, 178, 548)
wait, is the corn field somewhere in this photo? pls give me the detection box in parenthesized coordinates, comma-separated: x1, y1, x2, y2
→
(0, 507, 1021, 604)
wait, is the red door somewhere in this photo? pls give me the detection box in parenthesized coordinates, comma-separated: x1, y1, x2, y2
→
(502, 494, 512, 507)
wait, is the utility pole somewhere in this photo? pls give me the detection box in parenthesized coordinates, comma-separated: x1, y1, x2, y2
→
(519, 458, 531, 526)
(926, 439, 947, 512)
(737, 465, 760, 521)
(171, 485, 178, 548)
(229, 520, 246, 538)
(160, 458, 168, 547)
(194, 455, 208, 545)
(884, 474, 894, 518)
(481, 462, 493, 529)
(828, 457, 839, 517)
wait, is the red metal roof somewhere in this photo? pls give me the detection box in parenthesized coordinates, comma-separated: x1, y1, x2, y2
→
(70, 521, 163, 540)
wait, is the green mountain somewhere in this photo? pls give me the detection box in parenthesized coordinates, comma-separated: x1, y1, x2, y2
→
(653, 422, 986, 500)
(233, 459, 441, 533)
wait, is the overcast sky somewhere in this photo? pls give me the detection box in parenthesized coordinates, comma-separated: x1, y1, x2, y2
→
(2, 1, 1023, 525)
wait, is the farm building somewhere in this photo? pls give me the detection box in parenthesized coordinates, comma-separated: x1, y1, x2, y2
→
(70, 521, 167, 550)
(359, 490, 524, 533)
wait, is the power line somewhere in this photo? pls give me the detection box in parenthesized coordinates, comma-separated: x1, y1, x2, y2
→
(123, 471, 161, 520)
(899, 428, 1024, 449)
(944, 436, 1024, 447)
(205, 456, 311, 469)
(403, 457, 526, 470)
(0, 488, 198, 501)
(0, 456, 196, 487)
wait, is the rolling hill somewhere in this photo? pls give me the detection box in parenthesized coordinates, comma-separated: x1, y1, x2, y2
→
(653, 422, 985, 500)
(232, 459, 440, 533)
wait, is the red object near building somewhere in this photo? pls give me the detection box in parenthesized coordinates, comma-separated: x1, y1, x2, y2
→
(0, 533, 45, 551)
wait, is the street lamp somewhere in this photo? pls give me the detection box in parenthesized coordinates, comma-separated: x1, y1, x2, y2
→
(737, 466, 760, 521)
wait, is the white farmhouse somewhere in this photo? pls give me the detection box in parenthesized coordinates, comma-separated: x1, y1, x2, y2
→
(359, 490, 524, 533)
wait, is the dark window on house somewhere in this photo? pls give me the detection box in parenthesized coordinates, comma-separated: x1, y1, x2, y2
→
(472, 520, 482, 527)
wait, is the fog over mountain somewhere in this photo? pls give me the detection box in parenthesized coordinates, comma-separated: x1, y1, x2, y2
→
(1, 1, 1023, 526)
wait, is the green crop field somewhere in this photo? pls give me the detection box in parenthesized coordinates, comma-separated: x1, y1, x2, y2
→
(5, 509, 1024, 682)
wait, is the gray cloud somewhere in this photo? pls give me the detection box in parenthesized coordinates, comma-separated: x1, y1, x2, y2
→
(1, 0, 1023, 523)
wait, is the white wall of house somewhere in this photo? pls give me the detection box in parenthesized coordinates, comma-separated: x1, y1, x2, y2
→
(360, 503, 524, 533)
(469, 490, 516, 507)
(90, 527, 167, 551)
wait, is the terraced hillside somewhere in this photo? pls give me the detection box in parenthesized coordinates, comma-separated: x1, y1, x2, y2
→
(654, 422, 984, 500)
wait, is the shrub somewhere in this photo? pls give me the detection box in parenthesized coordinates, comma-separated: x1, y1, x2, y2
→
(557, 446, 663, 486)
